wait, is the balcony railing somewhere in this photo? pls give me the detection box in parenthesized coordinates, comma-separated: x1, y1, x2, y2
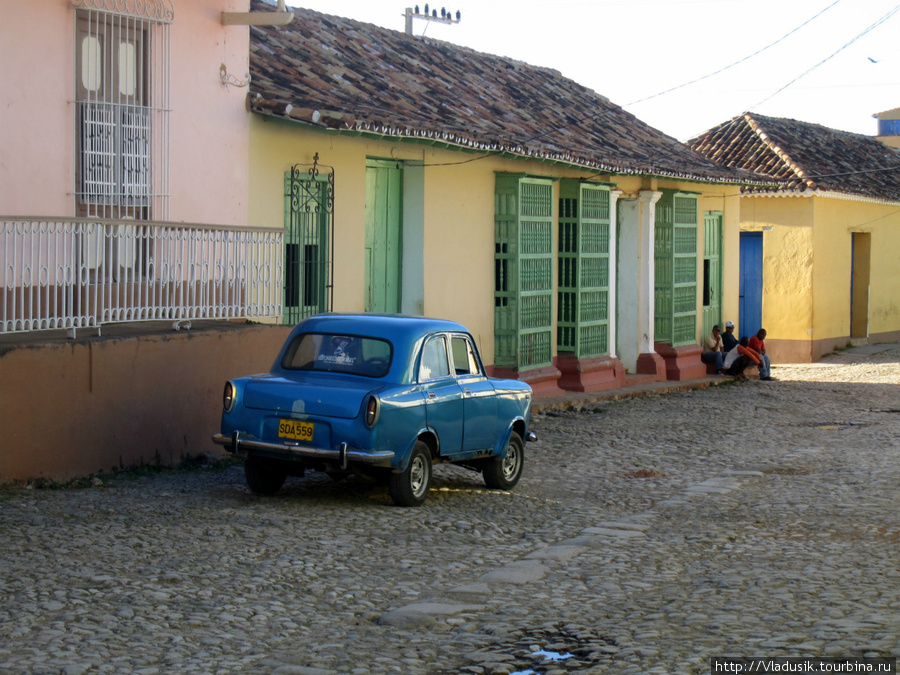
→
(1, 217, 283, 336)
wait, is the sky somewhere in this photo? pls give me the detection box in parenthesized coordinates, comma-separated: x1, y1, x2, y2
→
(282, 0, 900, 141)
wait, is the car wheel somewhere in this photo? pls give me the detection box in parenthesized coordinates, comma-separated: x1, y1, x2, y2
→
(483, 431, 524, 490)
(389, 441, 432, 507)
(244, 457, 287, 495)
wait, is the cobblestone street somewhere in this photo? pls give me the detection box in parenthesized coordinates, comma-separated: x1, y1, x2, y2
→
(2, 345, 899, 674)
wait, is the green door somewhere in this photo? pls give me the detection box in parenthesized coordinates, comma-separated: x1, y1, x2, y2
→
(558, 181, 611, 358)
(702, 211, 723, 336)
(655, 191, 699, 346)
(365, 160, 402, 313)
(494, 174, 554, 370)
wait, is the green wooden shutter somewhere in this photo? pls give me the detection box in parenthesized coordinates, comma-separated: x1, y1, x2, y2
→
(365, 160, 403, 313)
(495, 175, 554, 370)
(655, 192, 698, 346)
(557, 181, 610, 358)
(702, 211, 723, 336)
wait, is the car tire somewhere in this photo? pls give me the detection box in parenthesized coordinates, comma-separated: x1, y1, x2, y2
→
(483, 431, 524, 490)
(389, 441, 432, 507)
(244, 457, 287, 495)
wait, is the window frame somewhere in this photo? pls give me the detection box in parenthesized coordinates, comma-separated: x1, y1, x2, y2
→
(418, 334, 453, 382)
(73, 1, 171, 220)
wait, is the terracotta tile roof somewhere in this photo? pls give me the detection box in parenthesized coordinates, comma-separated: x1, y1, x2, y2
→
(247, 0, 762, 186)
(688, 113, 900, 202)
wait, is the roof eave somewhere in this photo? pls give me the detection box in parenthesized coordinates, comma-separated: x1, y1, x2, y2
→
(742, 187, 900, 205)
(251, 107, 769, 188)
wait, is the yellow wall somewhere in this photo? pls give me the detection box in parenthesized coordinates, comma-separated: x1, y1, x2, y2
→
(250, 116, 743, 365)
(740, 197, 815, 342)
(739, 193, 900, 361)
(814, 197, 900, 336)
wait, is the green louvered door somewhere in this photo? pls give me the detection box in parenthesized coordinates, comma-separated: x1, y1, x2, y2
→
(558, 181, 611, 359)
(702, 211, 723, 337)
(495, 175, 554, 370)
(365, 160, 402, 313)
(655, 192, 699, 346)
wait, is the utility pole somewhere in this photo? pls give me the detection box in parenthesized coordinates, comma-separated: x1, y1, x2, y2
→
(404, 6, 461, 35)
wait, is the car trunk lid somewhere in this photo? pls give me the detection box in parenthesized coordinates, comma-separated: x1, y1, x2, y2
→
(242, 374, 373, 419)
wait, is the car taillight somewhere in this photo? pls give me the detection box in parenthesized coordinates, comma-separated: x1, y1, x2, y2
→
(365, 395, 380, 428)
(223, 382, 236, 412)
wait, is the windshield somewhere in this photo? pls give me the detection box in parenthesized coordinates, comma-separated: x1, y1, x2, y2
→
(282, 333, 393, 378)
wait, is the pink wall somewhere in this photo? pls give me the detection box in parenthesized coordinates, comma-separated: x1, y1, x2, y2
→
(0, 0, 250, 226)
(0, 1, 74, 215)
(170, 0, 251, 226)
(0, 323, 290, 483)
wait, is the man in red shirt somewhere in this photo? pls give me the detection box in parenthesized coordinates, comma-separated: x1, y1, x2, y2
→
(748, 328, 774, 380)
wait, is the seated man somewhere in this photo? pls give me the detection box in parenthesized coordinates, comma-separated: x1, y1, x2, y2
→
(748, 328, 774, 380)
(701, 324, 725, 373)
(722, 320, 738, 352)
(723, 336, 761, 381)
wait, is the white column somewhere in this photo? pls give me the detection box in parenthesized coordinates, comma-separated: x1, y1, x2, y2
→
(638, 190, 662, 354)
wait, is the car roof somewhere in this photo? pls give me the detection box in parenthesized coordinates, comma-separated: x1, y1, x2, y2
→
(294, 314, 469, 341)
(277, 314, 474, 382)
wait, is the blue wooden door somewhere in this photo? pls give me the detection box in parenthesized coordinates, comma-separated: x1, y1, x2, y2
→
(739, 232, 763, 339)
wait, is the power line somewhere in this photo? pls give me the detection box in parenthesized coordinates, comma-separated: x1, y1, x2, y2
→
(625, 0, 842, 108)
(426, 0, 847, 166)
(807, 164, 900, 179)
(744, 3, 900, 111)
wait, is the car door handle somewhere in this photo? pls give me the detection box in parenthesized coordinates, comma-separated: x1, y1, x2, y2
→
(427, 391, 437, 399)
(464, 388, 472, 396)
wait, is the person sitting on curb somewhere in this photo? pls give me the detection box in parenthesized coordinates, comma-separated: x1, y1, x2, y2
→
(722, 320, 738, 353)
(748, 328, 775, 380)
(701, 324, 726, 374)
(723, 336, 761, 381)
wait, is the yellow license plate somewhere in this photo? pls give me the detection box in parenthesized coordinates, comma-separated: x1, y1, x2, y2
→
(278, 419, 314, 442)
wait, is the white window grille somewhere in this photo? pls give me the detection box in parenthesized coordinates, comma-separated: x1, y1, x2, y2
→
(72, 0, 172, 220)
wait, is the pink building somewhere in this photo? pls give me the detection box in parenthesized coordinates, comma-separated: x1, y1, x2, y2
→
(1, 0, 283, 335)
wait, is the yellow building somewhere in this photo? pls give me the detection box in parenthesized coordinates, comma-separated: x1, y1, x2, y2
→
(691, 113, 900, 362)
(246, 1, 767, 393)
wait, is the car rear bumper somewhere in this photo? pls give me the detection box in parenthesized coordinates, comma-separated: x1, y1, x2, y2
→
(212, 432, 395, 469)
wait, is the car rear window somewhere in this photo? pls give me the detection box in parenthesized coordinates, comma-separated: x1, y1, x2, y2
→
(282, 333, 393, 377)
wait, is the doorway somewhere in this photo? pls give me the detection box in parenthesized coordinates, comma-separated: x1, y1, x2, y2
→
(702, 211, 723, 336)
(739, 232, 763, 339)
(851, 233, 871, 339)
(365, 160, 403, 313)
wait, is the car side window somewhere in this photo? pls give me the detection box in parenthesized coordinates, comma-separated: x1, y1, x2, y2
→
(451, 335, 482, 376)
(419, 336, 451, 381)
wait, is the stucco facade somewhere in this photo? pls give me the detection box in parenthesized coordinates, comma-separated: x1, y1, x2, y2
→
(741, 194, 900, 362)
(250, 116, 743, 383)
(0, 0, 263, 483)
(0, 0, 250, 225)
(690, 113, 900, 364)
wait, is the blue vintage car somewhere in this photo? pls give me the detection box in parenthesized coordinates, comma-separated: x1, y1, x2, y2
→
(213, 314, 535, 506)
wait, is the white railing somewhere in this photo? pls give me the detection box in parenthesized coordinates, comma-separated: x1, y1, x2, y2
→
(1, 217, 283, 335)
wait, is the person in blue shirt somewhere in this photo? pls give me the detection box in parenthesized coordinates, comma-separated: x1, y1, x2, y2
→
(722, 320, 738, 352)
